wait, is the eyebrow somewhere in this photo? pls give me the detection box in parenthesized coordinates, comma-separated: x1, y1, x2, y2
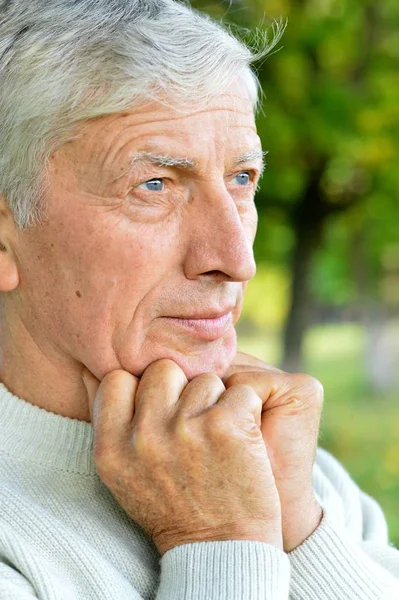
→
(121, 147, 267, 178)
(130, 151, 196, 170)
(236, 149, 268, 175)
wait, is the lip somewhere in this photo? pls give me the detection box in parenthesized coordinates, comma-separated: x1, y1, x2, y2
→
(175, 307, 233, 320)
(162, 311, 234, 341)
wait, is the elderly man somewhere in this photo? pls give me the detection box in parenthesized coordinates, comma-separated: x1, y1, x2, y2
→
(0, 0, 398, 598)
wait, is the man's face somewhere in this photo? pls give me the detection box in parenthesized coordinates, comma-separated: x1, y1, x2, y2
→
(14, 82, 262, 380)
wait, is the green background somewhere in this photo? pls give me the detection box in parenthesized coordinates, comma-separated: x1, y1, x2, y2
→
(192, 0, 399, 546)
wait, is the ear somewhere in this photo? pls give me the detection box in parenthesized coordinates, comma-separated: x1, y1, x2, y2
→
(0, 195, 20, 292)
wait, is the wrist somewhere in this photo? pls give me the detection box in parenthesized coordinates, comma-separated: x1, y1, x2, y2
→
(154, 519, 284, 555)
(282, 497, 322, 552)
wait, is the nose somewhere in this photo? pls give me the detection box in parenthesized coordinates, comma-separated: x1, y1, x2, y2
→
(183, 185, 257, 283)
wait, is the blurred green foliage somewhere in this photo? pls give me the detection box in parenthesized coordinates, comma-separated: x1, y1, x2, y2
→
(191, 0, 399, 546)
(251, 0, 399, 310)
(194, 0, 399, 306)
(238, 325, 399, 547)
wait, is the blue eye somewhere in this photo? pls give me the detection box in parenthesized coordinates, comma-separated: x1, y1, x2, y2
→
(232, 172, 250, 186)
(138, 178, 164, 191)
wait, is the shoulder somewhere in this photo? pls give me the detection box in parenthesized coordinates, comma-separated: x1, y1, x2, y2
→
(314, 447, 389, 544)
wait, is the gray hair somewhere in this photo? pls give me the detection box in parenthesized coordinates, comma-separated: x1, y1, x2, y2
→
(0, 0, 283, 228)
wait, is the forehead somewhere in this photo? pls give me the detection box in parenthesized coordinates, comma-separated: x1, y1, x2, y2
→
(73, 86, 259, 173)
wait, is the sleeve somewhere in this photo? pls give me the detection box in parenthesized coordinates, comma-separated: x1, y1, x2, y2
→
(288, 448, 399, 600)
(157, 541, 290, 599)
(0, 562, 38, 599)
(289, 512, 399, 600)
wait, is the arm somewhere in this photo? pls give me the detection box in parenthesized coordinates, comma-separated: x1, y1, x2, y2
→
(223, 353, 399, 599)
(289, 449, 399, 600)
(289, 512, 399, 600)
(83, 361, 291, 600)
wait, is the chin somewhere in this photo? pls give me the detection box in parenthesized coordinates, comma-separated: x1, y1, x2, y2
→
(172, 342, 237, 381)
(128, 327, 238, 382)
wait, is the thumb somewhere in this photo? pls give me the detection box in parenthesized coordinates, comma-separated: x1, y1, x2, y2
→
(222, 353, 281, 384)
(82, 368, 101, 422)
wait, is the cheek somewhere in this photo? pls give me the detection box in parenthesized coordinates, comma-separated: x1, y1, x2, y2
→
(18, 211, 180, 326)
(55, 207, 177, 278)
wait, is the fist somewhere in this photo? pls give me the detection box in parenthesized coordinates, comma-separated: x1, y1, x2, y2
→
(223, 351, 324, 551)
(83, 359, 283, 555)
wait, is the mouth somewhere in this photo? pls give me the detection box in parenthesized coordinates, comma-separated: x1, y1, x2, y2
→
(161, 311, 234, 341)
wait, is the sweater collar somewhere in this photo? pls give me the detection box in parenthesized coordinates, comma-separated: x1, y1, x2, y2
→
(0, 382, 96, 475)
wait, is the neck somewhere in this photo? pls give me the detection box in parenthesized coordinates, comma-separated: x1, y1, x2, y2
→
(0, 307, 91, 422)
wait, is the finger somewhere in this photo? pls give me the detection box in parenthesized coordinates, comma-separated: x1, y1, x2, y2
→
(134, 359, 188, 421)
(223, 370, 280, 411)
(222, 353, 281, 383)
(82, 368, 101, 423)
(217, 383, 263, 427)
(224, 370, 308, 413)
(259, 374, 323, 482)
(89, 369, 139, 443)
(176, 372, 225, 417)
(225, 371, 323, 449)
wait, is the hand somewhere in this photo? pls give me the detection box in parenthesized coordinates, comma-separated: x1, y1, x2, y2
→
(82, 359, 283, 555)
(223, 351, 324, 552)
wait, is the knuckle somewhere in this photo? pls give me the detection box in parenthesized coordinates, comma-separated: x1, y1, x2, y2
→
(292, 373, 324, 404)
(224, 372, 245, 386)
(228, 382, 257, 397)
(153, 358, 176, 370)
(144, 359, 188, 387)
(192, 371, 219, 383)
(224, 383, 261, 407)
(102, 369, 129, 386)
(148, 358, 181, 375)
(223, 384, 262, 423)
(300, 373, 324, 395)
(192, 372, 225, 393)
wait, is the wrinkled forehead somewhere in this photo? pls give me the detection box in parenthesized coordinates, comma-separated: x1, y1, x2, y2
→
(60, 84, 259, 177)
(81, 81, 256, 136)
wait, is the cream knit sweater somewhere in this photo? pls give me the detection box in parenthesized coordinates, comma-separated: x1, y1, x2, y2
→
(0, 382, 398, 599)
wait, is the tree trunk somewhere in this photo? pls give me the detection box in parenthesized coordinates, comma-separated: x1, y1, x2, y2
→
(281, 217, 322, 372)
(280, 162, 327, 373)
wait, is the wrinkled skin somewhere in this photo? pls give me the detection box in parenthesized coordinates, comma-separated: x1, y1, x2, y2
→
(0, 79, 322, 552)
(0, 81, 260, 421)
(83, 352, 323, 554)
(84, 360, 284, 555)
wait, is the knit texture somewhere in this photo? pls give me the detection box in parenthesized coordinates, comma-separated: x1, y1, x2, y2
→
(0, 382, 398, 599)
